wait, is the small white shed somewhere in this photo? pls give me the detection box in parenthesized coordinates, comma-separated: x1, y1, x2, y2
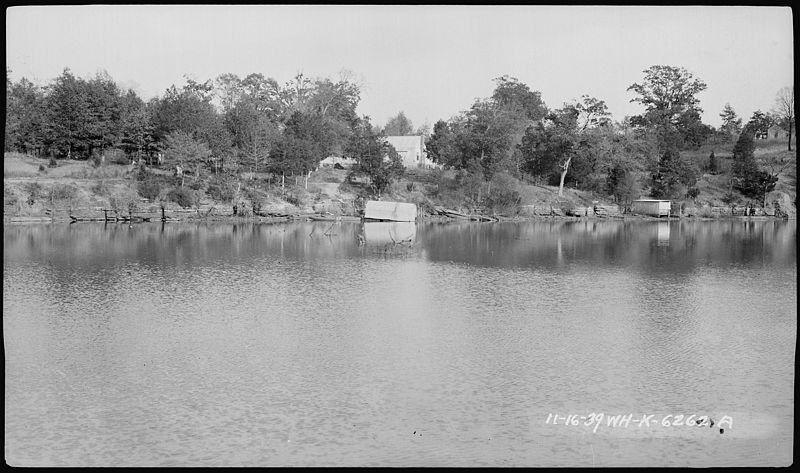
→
(632, 199, 671, 217)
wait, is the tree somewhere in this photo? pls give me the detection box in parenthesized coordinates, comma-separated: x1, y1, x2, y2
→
(268, 111, 329, 182)
(649, 148, 699, 199)
(5, 75, 46, 154)
(43, 68, 94, 159)
(606, 162, 638, 205)
(747, 110, 772, 139)
(520, 95, 610, 196)
(163, 131, 212, 186)
(346, 117, 404, 198)
(426, 119, 464, 168)
(771, 86, 794, 151)
(119, 90, 157, 162)
(627, 65, 708, 152)
(152, 80, 232, 161)
(383, 111, 414, 136)
(719, 103, 742, 138)
(708, 150, 718, 174)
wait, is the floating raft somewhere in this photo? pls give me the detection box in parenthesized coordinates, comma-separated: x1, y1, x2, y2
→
(363, 201, 417, 222)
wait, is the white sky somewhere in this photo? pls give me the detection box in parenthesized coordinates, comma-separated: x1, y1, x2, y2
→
(6, 5, 794, 129)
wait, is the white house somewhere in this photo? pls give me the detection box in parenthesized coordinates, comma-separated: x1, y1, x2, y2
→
(385, 135, 435, 168)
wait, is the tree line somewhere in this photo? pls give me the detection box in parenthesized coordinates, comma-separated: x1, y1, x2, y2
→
(5, 67, 406, 195)
(4, 65, 796, 204)
(426, 66, 794, 205)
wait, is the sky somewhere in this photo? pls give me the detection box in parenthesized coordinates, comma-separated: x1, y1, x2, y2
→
(5, 5, 794, 129)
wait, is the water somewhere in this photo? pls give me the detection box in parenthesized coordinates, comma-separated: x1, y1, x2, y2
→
(3, 219, 796, 466)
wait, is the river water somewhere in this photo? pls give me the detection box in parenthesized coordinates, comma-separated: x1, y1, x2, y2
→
(3, 219, 796, 466)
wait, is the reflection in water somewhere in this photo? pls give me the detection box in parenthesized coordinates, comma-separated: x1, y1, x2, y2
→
(363, 222, 416, 245)
(3, 220, 796, 467)
(657, 221, 670, 246)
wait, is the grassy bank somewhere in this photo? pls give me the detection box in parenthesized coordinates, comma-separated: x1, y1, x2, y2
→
(4, 139, 796, 223)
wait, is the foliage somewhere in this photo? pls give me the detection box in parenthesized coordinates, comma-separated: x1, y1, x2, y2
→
(649, 148, 699, 199)
(24, 182, 44, 204)
(205, 176, 237, 203)
(109, 186, 140, 213)
(627, 65, 708, 152)
(519, 95, 611, 195)
(346, 116, 404, 197)
(163, 130, 212, 180)
(137, 176, 163, 201)
(383, 111, 414, 136)
(771, 86, 794, 151)
(166, 186, 198, 208)
(747, 110, 773, 138)
(484, 171, 522, 214)
(707, 150, 718, 173)
(46, 183, 79, 204)
(719, 103, 742, 137)
(606, 163, 638, 204)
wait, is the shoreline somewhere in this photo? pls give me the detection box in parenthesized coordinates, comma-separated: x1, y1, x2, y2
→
(4, 212, 793, 225)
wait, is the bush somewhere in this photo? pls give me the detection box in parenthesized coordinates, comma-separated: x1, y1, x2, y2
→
(107, 148, 129, 165)
(484, 172, 522, 214)
(243, 187, 267, 213)
(109, 186, 140, 213)
(25, 182, 44, 205)
(206, 179, 237, 203)
(166, 186, 198, 208)
(137, 177, 162, 201)
(38, 164, 46, 172)
(48, 156, 58, 168)
(4, 185, 19, 208)
(47, 183, 79, 205)
(283, 186, 310, 207)
(722, 192, 739, 205)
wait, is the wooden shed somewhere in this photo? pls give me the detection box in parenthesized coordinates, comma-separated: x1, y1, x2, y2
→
(632, 199, 671, 217)
(363, 201, 417, 222)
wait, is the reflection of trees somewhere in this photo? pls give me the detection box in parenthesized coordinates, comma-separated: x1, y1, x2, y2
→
(3, 220, 795, 280)
(418, 220, 796, 273)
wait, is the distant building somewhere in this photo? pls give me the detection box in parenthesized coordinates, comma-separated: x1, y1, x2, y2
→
(318, 155, 356, 168)
(632, 199, 671, 217)
(766, 125, 792, 140)
(385, 135, 437, 168)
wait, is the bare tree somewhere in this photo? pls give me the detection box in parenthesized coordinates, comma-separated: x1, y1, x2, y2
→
(772, 86, 794, 151)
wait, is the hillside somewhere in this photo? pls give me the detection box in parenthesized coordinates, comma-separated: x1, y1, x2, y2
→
(4, 138, 796, 222)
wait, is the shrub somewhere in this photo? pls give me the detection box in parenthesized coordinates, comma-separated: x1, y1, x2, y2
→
(243, 187, 267, 213)
(47, 183, 79, 205)
(109, 186, 140, 213)
(485, 171, 522, 214)
(166, 186, 197, 208)
(206, 179, 237, 203)
(107, 148, 129, 165)
(722, 192, 739, 205)
(25, 182, 43, 205)
(38, 164, 46, 172)
(137, 177, 162, 201)
(48, 156, 58, 168)
(4, 185, 19, 208)
(283, 186, 310, 207)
